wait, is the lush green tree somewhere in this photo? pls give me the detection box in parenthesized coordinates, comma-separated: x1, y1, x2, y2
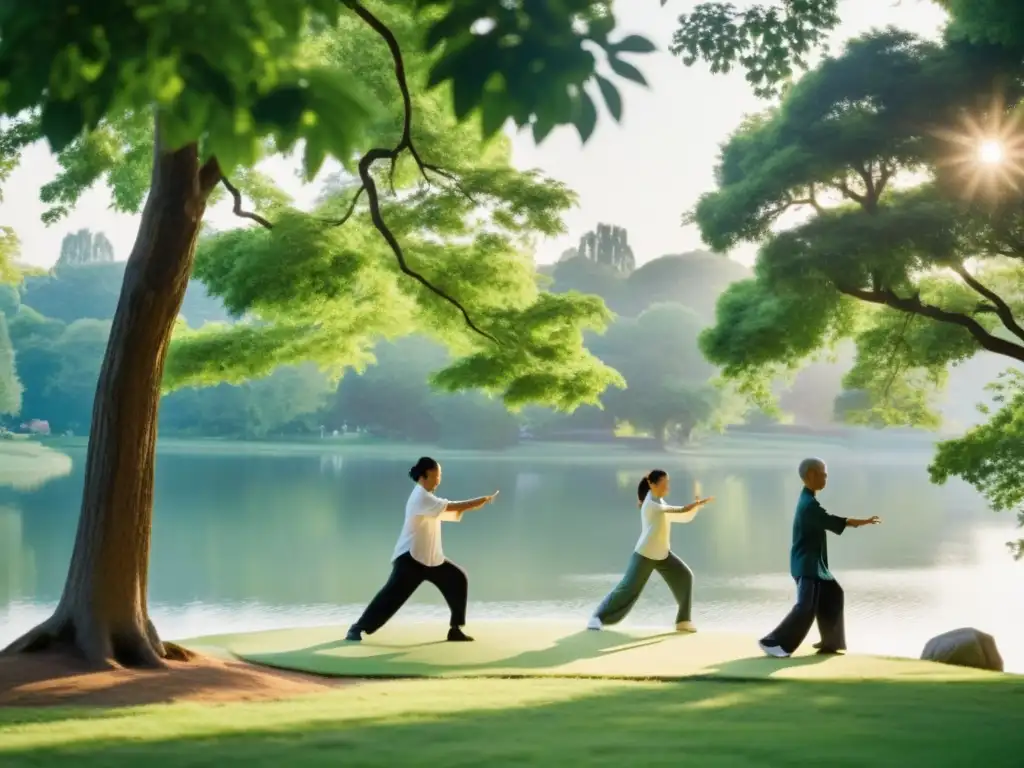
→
(590, 303, 727, 446)
(691, 28, 1024, 551)
(432, 391, 521, 450)
(0, 225, 20, 285)
(329, 336, 524, 448)
(0, 0, 655, 666)
(0, 314, 22, 417)
(330, 337, 446, 441)
(0, 282, 18, 317)
(671, 0, 841, 96)
(162, 364, 335, 437)
(44, 319, 110, 433)
(21, 261, 229, 327)
(57, 229, 116, 268)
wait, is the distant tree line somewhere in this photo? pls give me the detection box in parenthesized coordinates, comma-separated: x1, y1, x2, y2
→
(0, 225, 853, 447)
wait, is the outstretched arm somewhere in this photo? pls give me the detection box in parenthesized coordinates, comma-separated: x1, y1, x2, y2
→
(810, 502, 880, 535)
(440, 491, 500, 521)
(846, 516, 882, 528)
(663, 497, 714, 522)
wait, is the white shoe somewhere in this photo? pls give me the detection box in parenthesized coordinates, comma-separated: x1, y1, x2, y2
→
(586, 616, 603, 631)
(675, 621, 697, 633)
(758, 640, 789, 658)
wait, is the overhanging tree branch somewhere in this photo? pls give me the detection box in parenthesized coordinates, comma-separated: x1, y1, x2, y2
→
(220, 177, 274, 230)
(950, 262, 1024, 344)
(837, 178, 866, 206)
(328, 185, 365, 227)
(837, 283, 1024, 363)
(345, 0, 495, 343)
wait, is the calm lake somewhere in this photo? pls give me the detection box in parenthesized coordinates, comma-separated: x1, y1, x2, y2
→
(1, 438, 1022, 671)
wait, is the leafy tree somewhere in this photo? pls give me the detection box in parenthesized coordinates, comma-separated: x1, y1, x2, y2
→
(0, 225, 19, 284)
(331, 337, 446, 441)
(591, 303, 726, 446)
(0, 313, 22, 417)
(329, 336, 524, 448)
(43, 319, 110, 433)
(690, 28, 1024, 551)
(671, 0, 841, 96)
(0, 282, 18, 317)
(21, 262, 229, 327)
(161, 364, 335, 438)
(57, 229, 116, 268)
(432, 391, 521, 450)
(0, 0, 654, 666)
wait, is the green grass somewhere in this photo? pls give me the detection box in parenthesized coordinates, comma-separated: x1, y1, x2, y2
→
(184, 623, 1007, 683)
(1, 676, 1022, 766)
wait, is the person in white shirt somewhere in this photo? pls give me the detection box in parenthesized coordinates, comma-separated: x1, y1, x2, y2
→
(345, 457, 499, 643)
(587, 469, 713, 632)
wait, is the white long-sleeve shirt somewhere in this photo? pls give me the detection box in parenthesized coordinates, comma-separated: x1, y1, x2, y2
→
(634, 491, 698, 560)
(391, 484, 461, 567)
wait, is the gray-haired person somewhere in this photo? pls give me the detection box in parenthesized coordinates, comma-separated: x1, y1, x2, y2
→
(587, 469, 714, 632)
(758, 458, 881, 658)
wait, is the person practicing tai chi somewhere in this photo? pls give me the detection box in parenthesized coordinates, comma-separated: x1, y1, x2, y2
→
(345, 457, 498, 643)
(587, 469, 713, 633)
(758, 458, 881, 659)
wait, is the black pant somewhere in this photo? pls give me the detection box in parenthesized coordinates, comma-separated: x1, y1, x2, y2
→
(761, 577, 846, 654)
(352, 552, 468, 634)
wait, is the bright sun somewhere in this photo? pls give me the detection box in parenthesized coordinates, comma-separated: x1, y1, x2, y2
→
(978, 139, 1005, 165)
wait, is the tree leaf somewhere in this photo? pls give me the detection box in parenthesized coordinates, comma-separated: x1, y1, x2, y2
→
(39, 100, 85, 153)
(479, 92, 508, 138)
(251, 86, 307, 131)
(596, 75, 622, 121)
(572, 90, 598, 143)
(611, 35, 657, 54)
(608, 57, 648, 86)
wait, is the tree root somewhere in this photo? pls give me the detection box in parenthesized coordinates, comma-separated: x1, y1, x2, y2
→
(2, 612, 189, 669)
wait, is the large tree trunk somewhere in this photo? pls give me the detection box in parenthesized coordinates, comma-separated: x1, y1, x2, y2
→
(2, 133, 220, 668)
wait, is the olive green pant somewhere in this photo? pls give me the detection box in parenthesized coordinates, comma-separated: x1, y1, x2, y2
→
(595, 551, 693, 625)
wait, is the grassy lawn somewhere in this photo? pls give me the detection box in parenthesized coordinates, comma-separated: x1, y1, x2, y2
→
(185, 623, 1006, 683)
(1, 676, 1022, 766)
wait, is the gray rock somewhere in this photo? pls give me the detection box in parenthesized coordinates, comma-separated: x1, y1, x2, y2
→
(921, 627, 1004, 672)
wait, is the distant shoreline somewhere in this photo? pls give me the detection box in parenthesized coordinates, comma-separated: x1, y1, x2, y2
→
(38, 432, 941, 466)
(0, 439, 73, 490)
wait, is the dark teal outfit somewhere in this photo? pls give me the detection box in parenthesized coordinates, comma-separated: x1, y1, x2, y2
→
(761, 488, 849, 653)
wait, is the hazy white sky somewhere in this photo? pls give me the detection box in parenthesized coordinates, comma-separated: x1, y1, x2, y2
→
(0, 0, 947, 270)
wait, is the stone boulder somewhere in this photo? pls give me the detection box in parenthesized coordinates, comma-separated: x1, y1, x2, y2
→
(921, 627, 1004, 672)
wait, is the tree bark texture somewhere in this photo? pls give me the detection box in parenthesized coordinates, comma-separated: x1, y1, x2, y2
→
(2, 134, 219, 667)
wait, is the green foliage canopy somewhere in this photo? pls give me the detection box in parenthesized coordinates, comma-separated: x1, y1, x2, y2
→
(589, 303, 731, 444)
(0, 313, 21, 417)
(693, 25, 1024, 554)
(0, 1, 664, 415)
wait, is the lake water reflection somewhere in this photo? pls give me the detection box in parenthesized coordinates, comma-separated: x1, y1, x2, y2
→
(1, 441, 1021, 671)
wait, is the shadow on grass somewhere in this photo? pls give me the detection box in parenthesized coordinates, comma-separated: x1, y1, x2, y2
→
(1, 677, 1022, 767)
(248, 628, 657, 678)
(244, 631, 846, 683)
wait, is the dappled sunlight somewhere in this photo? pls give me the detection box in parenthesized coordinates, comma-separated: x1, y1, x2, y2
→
(0, 675, 1021, 765)
(680, 687, 781, 711)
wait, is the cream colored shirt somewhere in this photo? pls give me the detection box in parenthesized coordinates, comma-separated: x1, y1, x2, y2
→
(392, 485, 461, 567)
(634, 491, 698, 560)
